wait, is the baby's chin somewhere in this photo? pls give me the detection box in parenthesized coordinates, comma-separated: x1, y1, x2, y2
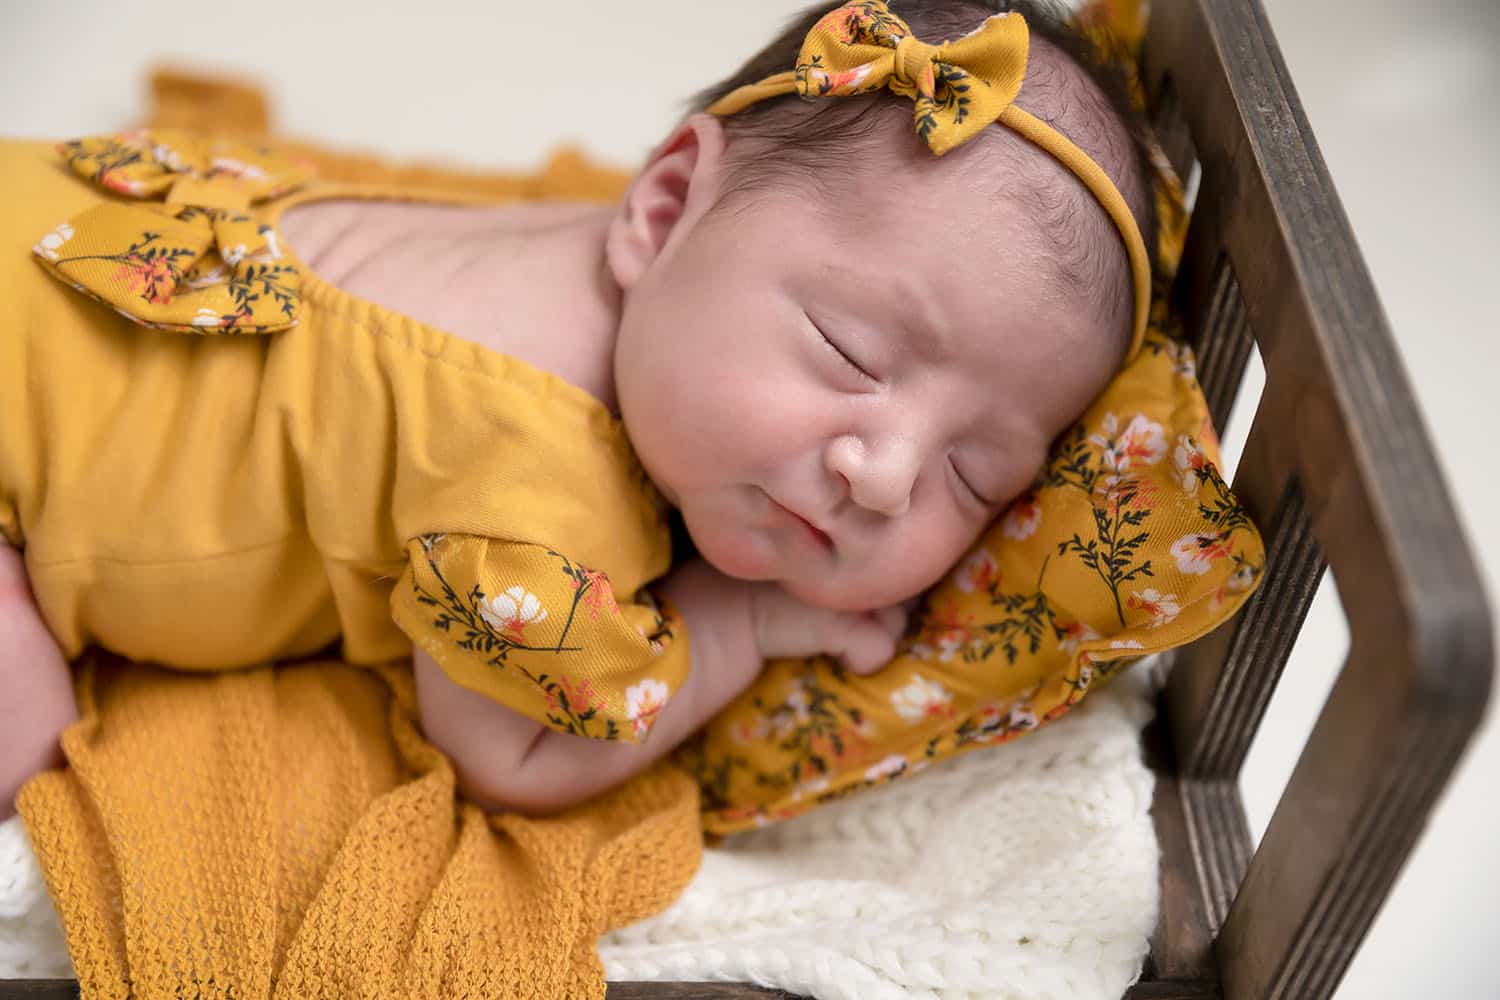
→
(694, 526, 930, 612)
(776, 569, 928, 614)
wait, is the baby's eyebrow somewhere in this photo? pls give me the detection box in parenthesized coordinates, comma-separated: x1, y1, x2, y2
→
(822, 262, 955, 363)
(900, 299, 955, 364)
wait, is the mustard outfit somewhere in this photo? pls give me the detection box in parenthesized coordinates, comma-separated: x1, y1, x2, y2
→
(0, 132, 691, 744)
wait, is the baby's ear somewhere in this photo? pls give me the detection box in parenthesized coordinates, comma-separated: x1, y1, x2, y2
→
(606, 113, 727, 291)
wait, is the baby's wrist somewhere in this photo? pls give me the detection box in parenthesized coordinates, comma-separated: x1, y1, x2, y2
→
(656, 557, 761, 690)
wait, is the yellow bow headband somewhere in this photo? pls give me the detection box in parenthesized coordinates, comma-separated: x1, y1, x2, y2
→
(707, 0, 1151, 361)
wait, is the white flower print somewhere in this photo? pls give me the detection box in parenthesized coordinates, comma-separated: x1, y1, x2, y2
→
(1169, 340, 1198, 381)
(151, 142, 187, 172)
(769, 680, 813, 738)
(191, 308, 223, 327)
(625, 678, 670, 739)
(864, 754, 908, 782)
(907, 641, 937, 662)
(261, 227, 284, 260)
(889, 674, 953, 724)
(479, 586, 549, 642)
(1127, 587, 1182, 628)
(1001, 493, 1041, 540)
(954, 548, 999, 593)
(935, 628, 969, 662)
(1173, 435, 1207, 491)
(814, 60, 878, 95)
(32, 221, 75, 261)
(792, 776, 830, 802)
(1171, 532, 1233, 575)
(785, 684, 811, 722)
(1110, 639, 1144, 650)
(1005, 703, 1039, 730)
(1090, 412, 1167, 473)
(1058, 621, 1102, 655)
(186, 265, 227, 289)
(974, 700, 1005, 731)
(1224, 561, 1256, 595)
(210, 156, 269, 182)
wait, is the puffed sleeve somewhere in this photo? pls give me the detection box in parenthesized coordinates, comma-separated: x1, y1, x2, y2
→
(389, 533, 690, 743)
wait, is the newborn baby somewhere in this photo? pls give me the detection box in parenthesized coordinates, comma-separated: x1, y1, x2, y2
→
(0, 0, 1153, 818)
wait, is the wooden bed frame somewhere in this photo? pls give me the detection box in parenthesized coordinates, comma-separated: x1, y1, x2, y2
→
(5, 0, 1491, 997)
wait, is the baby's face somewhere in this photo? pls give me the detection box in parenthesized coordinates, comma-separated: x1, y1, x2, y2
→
(613, 152, 1124, 612)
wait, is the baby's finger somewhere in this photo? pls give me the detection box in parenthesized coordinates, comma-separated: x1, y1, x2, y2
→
(873, 603, 909, 640)
(835, 614, 899, 676)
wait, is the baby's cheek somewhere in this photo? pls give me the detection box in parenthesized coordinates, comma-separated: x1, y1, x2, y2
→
(816, 527, 966, 605)
(880, 512, 989, 597)
(684, 505, 779, 583)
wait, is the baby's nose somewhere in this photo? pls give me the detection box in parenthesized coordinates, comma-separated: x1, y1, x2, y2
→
(826, 434, 917, 517)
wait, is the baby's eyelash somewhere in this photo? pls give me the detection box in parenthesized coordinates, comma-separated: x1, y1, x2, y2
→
(950, 459, 995, 507)
(808, 314, 876, 381)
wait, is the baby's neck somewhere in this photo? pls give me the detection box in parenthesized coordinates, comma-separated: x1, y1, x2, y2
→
(279, 199, 623, 412)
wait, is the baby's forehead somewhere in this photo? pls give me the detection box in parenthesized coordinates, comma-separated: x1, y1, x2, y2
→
(810, 159, 1085, 327)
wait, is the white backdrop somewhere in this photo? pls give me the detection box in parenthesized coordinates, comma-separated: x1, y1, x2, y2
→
(3, 2, 1498, 996)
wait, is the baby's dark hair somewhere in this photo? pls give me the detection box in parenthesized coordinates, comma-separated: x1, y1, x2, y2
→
(692, 0, 1157, 355)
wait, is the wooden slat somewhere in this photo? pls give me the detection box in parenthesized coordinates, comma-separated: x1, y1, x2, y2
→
(0, 984, 76, 999)
(1142, 717, 1219, 983)
(1172, 481, 1325, 781)
(1219, 636, 1481, 1000)
(608, 984, 804, 999)
(1125, 982, 1221, 1000)
(1142, 2, 1494, 1000)
(1179, 780, 1253, 934)
(1190, 253, 1255, 435)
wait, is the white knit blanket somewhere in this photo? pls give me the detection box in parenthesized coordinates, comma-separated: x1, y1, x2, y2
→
(1, 666, 1158, 997)
(600, 664, 1160, 1000)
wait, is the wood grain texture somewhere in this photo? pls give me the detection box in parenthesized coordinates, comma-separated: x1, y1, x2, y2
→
(1142, 718, 1219, 983)
(1177, 481, 1326, 781)
(1124, 983, 1222, 1000)
(1191, 254, 1255, 436)
(0, 984, 77, 999)
(607, 984, 807, 999)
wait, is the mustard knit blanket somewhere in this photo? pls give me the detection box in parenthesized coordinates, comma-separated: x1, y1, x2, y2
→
(19, 652, 702, 998)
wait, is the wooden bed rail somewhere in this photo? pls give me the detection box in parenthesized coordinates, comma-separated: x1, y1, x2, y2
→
(1140, 1, 1493, 997)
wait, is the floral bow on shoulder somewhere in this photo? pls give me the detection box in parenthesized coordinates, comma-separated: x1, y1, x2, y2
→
(32, 129, 312, 333)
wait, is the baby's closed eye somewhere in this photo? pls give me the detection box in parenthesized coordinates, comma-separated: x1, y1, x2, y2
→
(948, 456, 998, 508)
(805, 311, 879, 385)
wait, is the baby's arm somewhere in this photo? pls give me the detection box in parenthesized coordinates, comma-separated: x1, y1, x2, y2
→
(414, 556, 906, 816)
(0, 545, 78, 821)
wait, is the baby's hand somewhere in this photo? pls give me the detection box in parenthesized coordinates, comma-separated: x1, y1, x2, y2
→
(749, 584, 909, 676)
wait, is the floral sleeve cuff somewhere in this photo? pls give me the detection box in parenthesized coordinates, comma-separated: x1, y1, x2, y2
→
(390, 533, 690, 743)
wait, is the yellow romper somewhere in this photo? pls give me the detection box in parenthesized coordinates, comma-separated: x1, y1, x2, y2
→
(0, 131, 691, 744)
